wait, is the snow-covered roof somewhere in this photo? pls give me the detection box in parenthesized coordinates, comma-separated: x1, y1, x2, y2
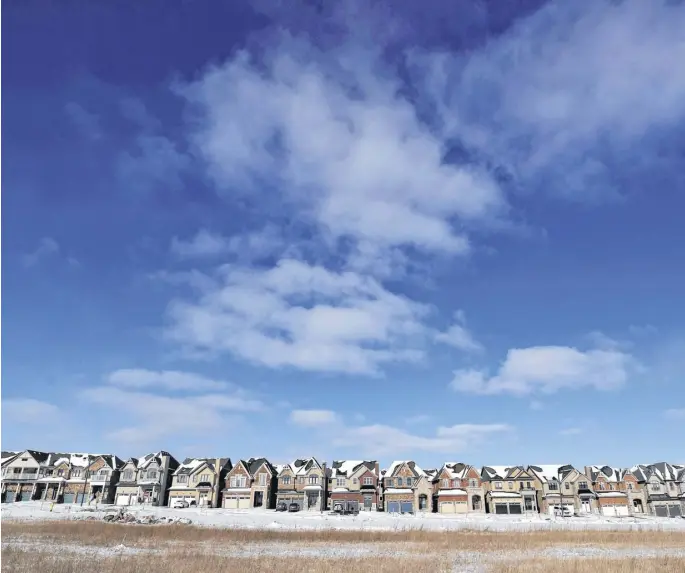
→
(482, 465, 515, 480)
(439, 462, 475, 480)
(303, 485, 322, 490)
(437, 489, 467, 496)
(37, 476, 67, 482)
(174, 458, 206, 475)
(384, 488, 413, 494)
(489, 491, 522, 498)
(1, 451, 19, 464)
(329, 460, 377, 478)
(385, 461, 426, 478)
(332, 487, 349, 493)
(587, 465, 623, 483)
(281, 457, 322, 476)
(597, 492, 627, 498)
(529, 465, 566, 483)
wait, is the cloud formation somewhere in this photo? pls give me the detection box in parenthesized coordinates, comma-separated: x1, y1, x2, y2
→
(21, 237, 60, 268)
(107, 369, 230, 392)
(289, 409, 339, 427)
(2, 398, 60, 423)
(450, 345, 634, 395)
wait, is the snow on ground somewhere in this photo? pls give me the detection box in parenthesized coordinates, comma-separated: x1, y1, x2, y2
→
(2, 501, 685, 532)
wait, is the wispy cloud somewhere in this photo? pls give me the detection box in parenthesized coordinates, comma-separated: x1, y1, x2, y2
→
(170, 227, 283, 261)
(106, 369, 231, 392)
(559, 427, 583, 436)
(450, 344, 635, 395)
(434, 312, 483, 353)
(65, 102, 102, 141)
(289, 409, 339, 427)
(21, 237, 60, 268)
(2, 398, 60, 423)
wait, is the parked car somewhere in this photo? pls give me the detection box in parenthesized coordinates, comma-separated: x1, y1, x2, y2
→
(171, 499, 189, 509)
(552, 505, 573, 517)
(275, 501, 288, 512)
(288, 502, 300, 512)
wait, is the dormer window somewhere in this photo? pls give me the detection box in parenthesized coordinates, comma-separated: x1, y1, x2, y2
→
(308, 475, 319, 485)
(178, 475, 188, 483)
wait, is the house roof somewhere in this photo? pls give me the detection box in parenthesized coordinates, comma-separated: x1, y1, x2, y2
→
(439, 462, 477, 480)
(385, 461, 426, 478)
(481, 465, 516, 480)
(330, 460, 377, 478)
(586, 465, 624, 483)
(280, 457, 322, 476)
(528, 465, 572, 483)
(437, 488, 467, 496)
(1, 451, 20, 465)
(488, 491, 522, 499)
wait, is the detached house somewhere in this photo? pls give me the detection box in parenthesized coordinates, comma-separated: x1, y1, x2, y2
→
(530, 464, 597, 516)
(168, 458, 231, 508)
(584, 466, 647, 516)
(2, 450, 49, 502)
(382, 461, 432, 513)
(433, 462, 485, 514)
(328, 460, 380, 512)
(481, 466, 526, 515)
(632, 463, 683, 517)
(114, 451, 178, 506)
(276, 458, 327, 511)
(222, 457, 277, 509)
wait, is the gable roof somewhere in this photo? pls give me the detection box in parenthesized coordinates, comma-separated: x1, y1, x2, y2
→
(438, 462, 479, 481)
(280, 457, 323, 476)
(1, 451, 20, 465)
(481, 465, 517, 480)
(244, 457, 274, 476)
(385, 461, 426, 478)
(586, 465, 625, 483)
(330, 460, 378, 478)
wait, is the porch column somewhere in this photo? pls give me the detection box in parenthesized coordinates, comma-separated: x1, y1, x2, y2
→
(31, 482, 38, 500)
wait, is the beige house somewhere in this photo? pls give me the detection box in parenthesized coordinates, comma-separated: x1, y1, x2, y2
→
(222, 457, 277, 509)
(382, 461, 432, 513)
(584, 465, 647, 516)
(328, 460, 380, 512)
(168, 458, 231, 508)
(530, 464, 596, 516)
(631, 463, 683, 517)
(114, 451, 179, 507)
(481, 466, 526, 514)
(276, 458, 327, 511)
(2, 450, 50, 502)
(433, 462, 485, 514)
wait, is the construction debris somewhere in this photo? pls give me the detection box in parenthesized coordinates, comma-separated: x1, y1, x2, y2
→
(102, 508, 192, 525)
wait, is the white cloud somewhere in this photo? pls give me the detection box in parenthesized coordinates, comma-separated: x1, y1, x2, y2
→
(65, 102, 102, 141)
(180, 36, 505, 267)
(559, 427, 583, 436)
(435, 323, 482, 353)
(664, 408, 685, 421)
(289, 409, 339, 427)
(450, 345, 634, 395)
(405, 414, 432, 425)
(171, 227, 283, 261)
(334, 422, 511, 456)
(417, 0, 685, 199)
(21, 238, 60, 268)
(2, 398, 60, 423)
(164, 258, 428, 375)
(107, 369, 230, 391)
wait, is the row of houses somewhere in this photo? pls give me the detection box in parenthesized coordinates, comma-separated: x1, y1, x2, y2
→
(2, 450, 683, 518)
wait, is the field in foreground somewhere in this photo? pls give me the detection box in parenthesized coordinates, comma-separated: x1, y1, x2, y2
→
(2, 521, 685, 573)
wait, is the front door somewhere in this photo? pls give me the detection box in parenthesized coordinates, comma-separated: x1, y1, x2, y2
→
(581, 500, 591, 513)
(363, 495, 372, 510)
(254, 491, 263, 507)
(307, 492, 318, 509)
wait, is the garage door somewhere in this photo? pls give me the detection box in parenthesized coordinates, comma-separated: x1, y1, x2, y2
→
(495, 504, 508, 514)
(440, 502, 455, 514)
(116, 494, 131, 506)
(76, 494, 86, 504)
(224, 497, 238, 509)
(18, 491, 31, 501)
(63, 493, 75, 504)
(508, 503, 522, 514)
(616, 505, 629, 516)
(387, 501, 400, 513)
(669, 505, 682, 518)
(655, 506, 668, 517)
(400, 501, 413, 514)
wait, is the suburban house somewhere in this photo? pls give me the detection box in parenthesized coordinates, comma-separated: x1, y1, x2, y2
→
(481, 466, 526, 514)
(432, 462, 485, 514)
(114, 451, 178, 506)
(677, 466, 685, 513)
(84, 455, 125, 504)
(276, 458, 328, 511)
(631, 463, 683, 517)
(583, 465, 647, 516)
(382, 461, 432, 513)
(1, 450, 50, 502)
(168, 457, 231, 508)
(530, 464, 597, 515)
(222, 457, 277, 509)
(327, 460, 380, 512)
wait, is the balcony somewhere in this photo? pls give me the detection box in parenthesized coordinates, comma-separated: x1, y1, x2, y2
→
(89, 473, 111, 483)
(3, 473, 38, 481)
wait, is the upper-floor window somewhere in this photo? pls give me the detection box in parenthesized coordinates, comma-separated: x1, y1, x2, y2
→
(121, 470, 133, 481)
(352, 478, 358, 484)
(670, 483, 675, 490)
(406, 477, 413, 487)
(298, 476, 305, 485)
(469, 479, 478, 488)
(578, 481, 587, 490)
(627, 483, 633, 490)
(599, 483, 606, 490)
(178, 475, 188, 483)
(282, 476, 291, 485)
(147, 471, 158, 480)
(507, 481, 514, 489)
(199, 474, 210, 483)
(609, 484, 615, 490)
(650, 482, 660, 491)
(452, 480, 459, 488)
(442, 479, 449, 488)
(495, 482, 503, 490)
(363, 477, 373, 486)
(336, 478, 346, 487)
(259, 473, 267, 486)
(57, 469, 64, 477)
(564, 482, 570, 490)
(397, 477, 403, 487)
(548, 482, 558, 491)
(526, 481, 532, 489)
(230, 475, 247, 488)
(309, 475, 319, 485)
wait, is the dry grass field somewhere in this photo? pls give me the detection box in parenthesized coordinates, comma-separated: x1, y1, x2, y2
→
(2, 521, 685, 572)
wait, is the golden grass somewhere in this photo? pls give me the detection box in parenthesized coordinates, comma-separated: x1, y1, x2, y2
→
(0, 549, 450, 573)
(3, 520, 684, 551)
(493, 556, 685, 573)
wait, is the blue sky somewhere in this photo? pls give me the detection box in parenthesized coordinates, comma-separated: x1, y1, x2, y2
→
(3, 0, 684, 468)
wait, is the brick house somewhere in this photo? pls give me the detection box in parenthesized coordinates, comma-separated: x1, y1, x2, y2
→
(328, 460, 380, 512)
(530, 464, 597, 516)
(114, 451, 178, 507)
(584, 465, 647, 516)
(481, 466, 526, 515)
(276, 458, 327, 511)
(168, 457, 231, 508)
(631, 463, 683, 517)
(432, 462, 485, 514)
(382, 461, 432, 513)
(222, 457, 277, 509)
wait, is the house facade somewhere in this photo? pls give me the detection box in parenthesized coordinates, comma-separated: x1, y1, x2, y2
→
(328, 460, 380, 512)
(432, 462, 485, 514)
(530, 464, 597, 516)
(584, 465, 647, 516)
(114, 451, 178, 507)
(168, 458, 231, 508)
(276, 458, 327, 511)
(222, 457, 276, 509)
(1, 450, 50, 502)
(382, 461, 432, 513)
(481, 466, 527, 515)
(632, 463, 683, 517)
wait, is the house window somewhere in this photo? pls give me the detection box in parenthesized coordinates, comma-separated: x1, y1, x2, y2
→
(178, 475, 188, 483)
(627, 483, 633, 490)
(298, 476, 305, 485)
(147, 471, 157, 480)
(495, 482, 503, 490)
(199, 474, 210, 483)
(452, 480, 459, 488)
(599, 483, 606, 490)
(352, 478, 358, 484)
(650, 483, 660, 492)
(564, 483, 570, 490)
(526, 481, 531, 489)
(670, 483, 675, 490)
(230, 476, 247, 488)
(259, 473, 267, 486)
(549, 482, 558, 491)
(469, 479, 478, 488)
(397, 477, 403, 487)
(57, 470, 64, 477)
(336, 478, 346, 487)
(309, 475, 319, 485)
(406, 477, 412, 487)
(282, 476, 291, 485)
(442, 479, 449, 488)
(363, 477, 373, 486)
(578, 481, 588, 490)
(508, 481, 514, 489)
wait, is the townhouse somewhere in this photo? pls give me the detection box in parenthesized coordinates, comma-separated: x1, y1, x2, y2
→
(114, 451, 179, 506)
(432, 462, 485, 514)
(382, 461, 432, 513)
(276, 458, 328, 511)
(631, 463, 683, 517)
(222, 457, 277, 509)
(529, 464, 599, 515)
(583, 465, 647, 516)
(328, 460, 380, 512)
(168, 457, 232, 508)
